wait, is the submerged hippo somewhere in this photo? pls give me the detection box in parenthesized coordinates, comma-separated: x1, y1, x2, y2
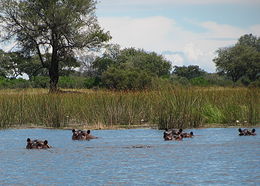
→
(26, 138, 51, 149)
(163, 128, 194, 140)
(72, 129, 98, 140)
(238, 128, 256, 136)
(163, 129, 173, 140)
(182, 132, 194, 138)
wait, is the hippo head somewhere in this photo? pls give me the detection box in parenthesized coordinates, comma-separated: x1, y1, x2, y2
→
(163, 131, 172, 140)
(44, 140, 48, 145)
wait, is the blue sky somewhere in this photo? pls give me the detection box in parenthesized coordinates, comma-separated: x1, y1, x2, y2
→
(96, 0, 260, 72)
(0, 0, 259, 73)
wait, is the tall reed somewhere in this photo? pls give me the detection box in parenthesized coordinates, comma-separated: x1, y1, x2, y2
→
(0, 87, 259, 129)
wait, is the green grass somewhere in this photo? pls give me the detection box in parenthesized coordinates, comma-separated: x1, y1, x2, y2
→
(0, 87, 259, 129)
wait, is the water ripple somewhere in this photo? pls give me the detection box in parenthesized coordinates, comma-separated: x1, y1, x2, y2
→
(0, 128, 259, 185)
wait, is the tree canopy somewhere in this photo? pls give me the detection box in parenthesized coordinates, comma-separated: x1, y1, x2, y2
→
(213, 34, 260, 84)
(0, 0, 111, 92)
(172, 65, 206, 80)
(90, 47, 172, 90)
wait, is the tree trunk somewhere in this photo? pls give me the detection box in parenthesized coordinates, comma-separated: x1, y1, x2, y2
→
(49, 49, 59, 93)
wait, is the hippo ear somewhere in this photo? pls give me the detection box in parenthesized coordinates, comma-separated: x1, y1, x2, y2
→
(44, 140, 48, 145)
(27, 138, 31, 142)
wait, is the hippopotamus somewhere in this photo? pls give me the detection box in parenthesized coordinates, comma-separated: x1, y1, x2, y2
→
(163, 128, 184, 141)
(174, 134, 183, 141)
(72, 129, 98, 140)
(182, 132, 194, 138)
(169, 128, 183, 135)
(26, 138, 51, 149)
(163, 128, 194, 140)
(238, 128, 256, 136)
(163, 129, 173, 140)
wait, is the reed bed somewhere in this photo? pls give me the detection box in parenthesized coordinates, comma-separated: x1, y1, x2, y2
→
(0, 87, 259, 129)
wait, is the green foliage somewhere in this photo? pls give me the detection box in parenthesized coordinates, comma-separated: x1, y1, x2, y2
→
(203, 73, 233, 86)
(30, 76, 49, 88)
(214, 34, 260, 84)
(190, 77, 210, 86)
(84, 77, 99, 89)
(124, 50, 171, 77)
(91, 47, 171, 90)
(202, 104, 224, 123)
(0, 50, 26, 78)
(248, 79, 260, 88)
(58, 76, 90, 89)
(172, 65, 206, 79)
(0, 77, 30, 89)
(170, 75, 190, 86)
(101, 67, 152, 90)
(0, 87, 259, 128)
(0, 0, 111, 92)
(238, 33, 260, 51)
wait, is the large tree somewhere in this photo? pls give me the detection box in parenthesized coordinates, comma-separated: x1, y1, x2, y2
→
(90, 47, 172, 89)
(214, 34, 260, 84)
(0, 0, 110, 92)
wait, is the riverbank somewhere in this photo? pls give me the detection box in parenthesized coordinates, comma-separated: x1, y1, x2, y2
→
(3, 123, 259, 131)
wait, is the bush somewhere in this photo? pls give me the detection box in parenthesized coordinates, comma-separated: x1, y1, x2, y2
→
(58, 76, 87, 88)
(248, 79, 260, 88)
(31, 76, 49, 88)
(101, 67, 152, 90)
(190, 77, 210, 86)
(84, 77, 100, 89)
(0, 77, 30, 89)
(170, 75, 190, 86)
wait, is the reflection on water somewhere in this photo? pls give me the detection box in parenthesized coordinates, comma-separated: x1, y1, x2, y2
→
(0, 128, 259, 185)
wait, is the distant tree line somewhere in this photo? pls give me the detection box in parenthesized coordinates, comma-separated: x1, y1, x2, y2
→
(0, 34, 259, 90)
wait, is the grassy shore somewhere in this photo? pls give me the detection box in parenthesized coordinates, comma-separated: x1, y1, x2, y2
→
(0, 87, 259, 129)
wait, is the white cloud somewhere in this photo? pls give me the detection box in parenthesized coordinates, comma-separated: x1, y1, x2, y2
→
(99, 16, 175, 52)
(99, 16, 260, 72)
(164, 54, 184, 67)
(183, 43, 203, 62)
(200, 21, 246, 39)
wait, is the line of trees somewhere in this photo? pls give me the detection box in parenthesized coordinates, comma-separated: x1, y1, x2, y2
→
(0, 36, 259, 89)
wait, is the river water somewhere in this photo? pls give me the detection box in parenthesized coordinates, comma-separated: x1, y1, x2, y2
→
(0, 128, 259, 185)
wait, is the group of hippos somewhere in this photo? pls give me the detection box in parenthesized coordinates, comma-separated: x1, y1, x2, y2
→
(163, 128, 194, 141)
(26, 129, 97, 149)
(26, 128, 256, 149)
(238, 128, 256, 136)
